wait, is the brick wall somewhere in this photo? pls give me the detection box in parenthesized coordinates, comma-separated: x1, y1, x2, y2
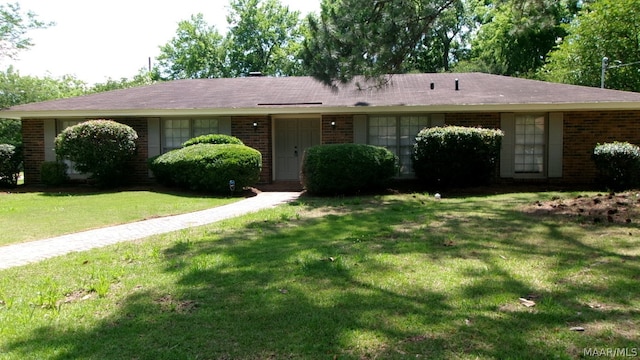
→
(322, 115, 354, 144)
(445, 112, 501, 128)
(120, 118, 150, 184)
(21, 119, 45, 185)
(231, 116, 272, 183)
(563, 111, 640, 184)
(21, 118, 151, 185)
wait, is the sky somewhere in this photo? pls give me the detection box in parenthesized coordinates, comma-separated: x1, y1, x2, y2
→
(6, 0, 320, 85)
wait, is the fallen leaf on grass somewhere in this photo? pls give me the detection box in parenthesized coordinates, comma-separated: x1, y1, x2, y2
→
(570, 326, 585, 332)
(519, 298, 536, 307)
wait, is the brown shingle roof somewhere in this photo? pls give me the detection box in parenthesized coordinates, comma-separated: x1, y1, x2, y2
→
(4, 73, 640, 118)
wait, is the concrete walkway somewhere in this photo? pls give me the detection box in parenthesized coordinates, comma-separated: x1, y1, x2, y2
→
(0, 192, 301, 270)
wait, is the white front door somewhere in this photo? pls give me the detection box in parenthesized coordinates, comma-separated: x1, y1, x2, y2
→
(274, 118, 321, 180)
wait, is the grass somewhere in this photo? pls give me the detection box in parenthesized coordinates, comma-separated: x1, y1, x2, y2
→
(0, 191, 638, 359)
(0, 188, 240, 245)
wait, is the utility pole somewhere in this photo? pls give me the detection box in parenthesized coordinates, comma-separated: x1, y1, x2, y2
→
(601, 57, 608, 89)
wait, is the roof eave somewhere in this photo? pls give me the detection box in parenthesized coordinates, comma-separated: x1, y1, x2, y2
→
(4, 101, 640, 119)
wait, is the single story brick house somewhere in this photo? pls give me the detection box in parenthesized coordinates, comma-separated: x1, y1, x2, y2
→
(3, 72, 640, 187)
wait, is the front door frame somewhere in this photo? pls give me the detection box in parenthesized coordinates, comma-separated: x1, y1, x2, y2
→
(272, 114, 321, 181)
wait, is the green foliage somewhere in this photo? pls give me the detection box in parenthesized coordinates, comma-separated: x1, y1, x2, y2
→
(156, 13, 229, 80)
(463, 0, 580, 76)
(156, 0, 307, 80)
(54, 120, 138, 187)
(40, 161, 69, 186)
(0, 119, 21, 146)
(0, 2, 52, 60)
(183, 134, 244, 147)
(301, 143, 398, 195)
(0, 143, 21, 187)
(592, 142, 640, 191)
(542, 0, 640, 91)
(412, 126, 503, 187)
(302, 0, 458, 87)
(149, 144, 262, 193)
(0, 67, 88, 109)
(227, 0, 307, 76)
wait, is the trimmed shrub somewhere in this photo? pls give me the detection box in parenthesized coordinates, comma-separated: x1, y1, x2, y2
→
(592, 142, 640, 190)
(183, 134, 244, 147)
(301, 143, 398, 195)
(54, 120, 138, 187)
(40, 161, 69, 186)
(0, 144, 22, 187)
(149, 143, 262, 193)
(412, 126, 503, 187)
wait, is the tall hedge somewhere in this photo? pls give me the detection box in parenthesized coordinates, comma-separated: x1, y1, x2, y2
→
(149, 143, 262, 193)
(301, 143, 398, 195)
(593, 142, 640, 190)
(0, 144, 21, 188)
(412, 126, 503, 187)
(55, 120, 138, 187)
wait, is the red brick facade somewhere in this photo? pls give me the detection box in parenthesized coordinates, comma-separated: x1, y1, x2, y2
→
(563, 111, 640, 185)
(21, 119, 45, 185)
(445, 113, 500, 128)
(322, 115, 354, 144)
(20, 111, 640, 186)
(231, 116, 272, 183)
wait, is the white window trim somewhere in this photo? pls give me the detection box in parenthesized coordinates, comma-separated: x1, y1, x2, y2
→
(365, 114, 444, 177)
(161, 117, 229, 153)
(500, 112, 563, 179)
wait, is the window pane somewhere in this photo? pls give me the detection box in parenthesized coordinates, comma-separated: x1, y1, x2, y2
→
(369, 116, 396, 147)
(515, 114, 546, 174)
(399, 116, 430, 175)
(164, 119, 191, 151)
(193, 119, 219, 137)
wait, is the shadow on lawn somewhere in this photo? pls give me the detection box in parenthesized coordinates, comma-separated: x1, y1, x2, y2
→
(4, 194, 639, 359)
(12, 183, 257, 199)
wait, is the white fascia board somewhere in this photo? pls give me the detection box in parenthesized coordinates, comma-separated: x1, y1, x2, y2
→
(4, 101, 640, 119)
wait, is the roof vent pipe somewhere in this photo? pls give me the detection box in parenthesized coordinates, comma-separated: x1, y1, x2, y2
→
(430, 82, 435, 90)
(455, 79, 459, 91)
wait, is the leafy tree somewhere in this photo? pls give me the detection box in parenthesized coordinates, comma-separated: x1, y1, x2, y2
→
(155, 13, 228, 80)
(542, 0, 640, 91)
(0, 2, 52, 59)
(458, 0, 581, 76)
(91, 68, 156, 92)
(406, 0, 474, 72)
(301, 0, 458, 87)
(0, 67, 89, 147)
(226, 0, 307, 77)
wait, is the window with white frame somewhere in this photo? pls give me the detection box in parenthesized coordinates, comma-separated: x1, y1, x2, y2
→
(514, 114, 546, 174)
(369, 115, 432, 175)
(163, 118, 220, 152)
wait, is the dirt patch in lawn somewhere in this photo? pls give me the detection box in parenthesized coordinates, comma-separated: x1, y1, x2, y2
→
(521, 191, 640, 224)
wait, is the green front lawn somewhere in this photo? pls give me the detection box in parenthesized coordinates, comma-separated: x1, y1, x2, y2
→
(0, 192, 638, 359)
(0, 189, 239, 245)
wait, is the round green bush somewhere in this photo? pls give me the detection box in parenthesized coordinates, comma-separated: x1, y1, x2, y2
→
(149, 144, 262, 193)
(183, 134, 244, 147)
(593, 142, 640, 190)
(40, 161, 69, 186)
(55, 120, 138, 186)
(301, 143, 398, 195)
(0, 144, 22, 188)
(412, 126, 503, 188)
